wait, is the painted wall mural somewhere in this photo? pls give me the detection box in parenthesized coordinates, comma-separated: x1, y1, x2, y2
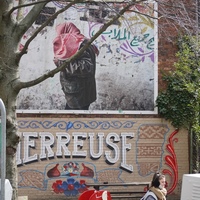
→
(17, 1, 158, 114)
(17, 117, 188, 199)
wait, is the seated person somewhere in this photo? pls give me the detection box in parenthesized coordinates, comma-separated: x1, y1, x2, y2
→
(141, 172, 167, 200)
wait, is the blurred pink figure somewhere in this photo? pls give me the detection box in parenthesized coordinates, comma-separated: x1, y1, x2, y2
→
(78, 190, 112, 200)
(53, 22, 99, 110)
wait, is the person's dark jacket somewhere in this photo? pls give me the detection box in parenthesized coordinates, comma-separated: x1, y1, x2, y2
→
(141, 190, 158, 200)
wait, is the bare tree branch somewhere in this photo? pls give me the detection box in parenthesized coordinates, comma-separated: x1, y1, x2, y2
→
(6, 0, 52, 17)
(16, 1, 77, 61)
(13, 0, 197, 90)
(154, 0, 197, 44)
(16, 0, 25, 21)
(14, 0, 140, 91)
(16, 1, 49, 36)
(17, 0, 154, 60)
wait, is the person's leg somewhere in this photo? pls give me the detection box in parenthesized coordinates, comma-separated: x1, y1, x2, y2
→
(81, 105, 90, 110)
(65, 103, 72, 110)
(65, 103, 90, 110)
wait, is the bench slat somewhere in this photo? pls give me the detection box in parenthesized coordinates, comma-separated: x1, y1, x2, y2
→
(110, 191, 145, 194)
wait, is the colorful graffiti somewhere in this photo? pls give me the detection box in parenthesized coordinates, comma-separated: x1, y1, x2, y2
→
(136, 124, 169, 176)
(163, 129, 179, 194)
(18, 160, 124, 197)
(17, 1, 158, 112)
(17, 118, 183, 198)
(52, 178, 87, 196)
(17, 119, 136, 130)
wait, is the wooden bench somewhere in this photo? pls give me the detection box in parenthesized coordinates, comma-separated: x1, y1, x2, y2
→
(110, 191, 146, 198)
(85, 182, 150, 199)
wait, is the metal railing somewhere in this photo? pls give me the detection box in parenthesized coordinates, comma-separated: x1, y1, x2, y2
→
(0, 98, 6, 200)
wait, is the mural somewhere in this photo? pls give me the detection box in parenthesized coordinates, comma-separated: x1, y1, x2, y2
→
(17, 117, 188, 199)
(18, 161, 123, 197)
(17, 1, 158, 114)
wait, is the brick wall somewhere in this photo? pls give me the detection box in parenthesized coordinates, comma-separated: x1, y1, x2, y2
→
(17, 114, 189, 200)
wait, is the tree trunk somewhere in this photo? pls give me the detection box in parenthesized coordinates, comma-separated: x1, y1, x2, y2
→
(0, 8, 21, 199)
(0, 61, 20, 200)
(0, 62, 20, 200)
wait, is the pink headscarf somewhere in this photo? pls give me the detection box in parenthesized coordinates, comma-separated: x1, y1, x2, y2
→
(53, 22, 85, 60)
(56, 22, 85, 36)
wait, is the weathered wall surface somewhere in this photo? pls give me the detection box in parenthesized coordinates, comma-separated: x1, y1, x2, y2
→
(17, 115, 188, 200)
(17, 1, 157, 113)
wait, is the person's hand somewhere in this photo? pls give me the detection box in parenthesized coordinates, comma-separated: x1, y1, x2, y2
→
(159, 185, 163, 190)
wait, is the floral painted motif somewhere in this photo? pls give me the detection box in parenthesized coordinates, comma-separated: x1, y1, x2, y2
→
(163, 129, 179, 194)
(52, 178, 88, 196)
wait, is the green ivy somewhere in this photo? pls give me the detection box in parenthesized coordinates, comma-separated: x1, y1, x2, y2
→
(156, 35, 200, 133)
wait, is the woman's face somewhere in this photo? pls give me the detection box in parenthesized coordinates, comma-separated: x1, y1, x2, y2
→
(159, 177, 166, 187)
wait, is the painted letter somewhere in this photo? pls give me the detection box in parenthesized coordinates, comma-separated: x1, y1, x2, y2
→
(121, 132, 134, 172)
(105, 133, 120, 164)
(39, 132, 54, 159)
(56, 132, 71, 156)
(89, 132, 104, 159)
(72, 132, 87, 157)
(23, 132, 38, 164)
